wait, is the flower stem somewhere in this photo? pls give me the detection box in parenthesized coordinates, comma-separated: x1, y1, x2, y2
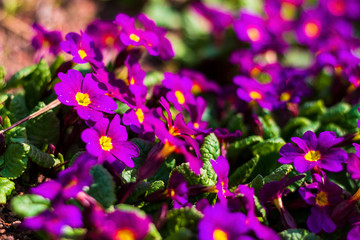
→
(0, 99, 61, 134)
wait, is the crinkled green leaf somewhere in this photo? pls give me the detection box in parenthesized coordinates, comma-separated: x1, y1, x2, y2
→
(258, 113, 280, 139)
(26, 102, 60, 147)
(264, 164, 294, 184)
(229, 154, 259, 187)
(200, 133, 220, 183)
(338, 104, 360, 132)
(283, 117, 318, 139)
(10, 194, 50, 218)
(122, 138, 155, 183)
(165, 228, 192, 240)
(9, 93, 29, 122)
(23, 60, 51, 109)
(318, 123, 345, 137)
(0, 143, 29, 179)
(320, 102, 350, 124)
(227, 135, 263, 159)
(125, 181, 151, 204)
(249, 174, 264, 194)
(88, 165, 116, 208)
(25, 143, 58, 168)
(226, 113, 246, 134)
(0, 177, 15, 203)
(166, 207, 203, 234)
(147, 180, 165, 195)
(173, 163, 216, 186)
(299, 100, 326, 120)
(279, 229, 323, 240)
(252, 138, 285, 156)
(4, 64, 37, 90)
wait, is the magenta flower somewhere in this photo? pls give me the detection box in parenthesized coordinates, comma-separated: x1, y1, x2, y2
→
(299, 172, 344, 233)
(31, 23, 62, 60)
(81, 115, 140, 167)
(211, 156, 232, 204)
(54, 69, 118, 121)
(60, 32, 104, 68)
(180, 69, 220, 94)
(85, 19, 121, 51)
(167, 171, 189, 208)
(279, 131, 347, 173)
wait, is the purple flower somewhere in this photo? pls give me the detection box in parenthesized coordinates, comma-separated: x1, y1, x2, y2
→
(347, 153, 360, 180)
(31, 23, 62, 59)
(85, 19, 121, 51)
(115, 13, 159, 56)
(167, 171, 189, 208)
(191, 2, 233, 34)
(54, 69, 118, 121)
(23, 204, 83, 237)
(60, 32, 104, 68)
(198, 203, 250, 240)
(81, 115, 140, 167)
(180, 69, 220, 95)
(185, 97, 210, 133)
(299, 172, 344, 233)
(279, 131, 347, 173)
(211, 156, 232, 204)
(162, 72, 196, 111)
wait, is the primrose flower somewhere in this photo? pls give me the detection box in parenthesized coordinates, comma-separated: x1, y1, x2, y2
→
(185, 96, 210, 133)
(191, 1, 233, 34)
(31, 23, 62, 59)
(347, 153, 360, 180)
(23, 204, 83, 237)
(279, 131, 347, 173)
(54, 69, 118, 121)
(299, 172, 344, 233)
(167, 171, 189, 208)
(198, 203, 250, 240)
(81, 115, 140, 167)
(61, 32, 104, 68)
(115, 13, 159, 56)
(180, 69, 220, 94)
(85, 19, 121, 50)
(162, 72, 196, 111)
(211, 156, 232, 204)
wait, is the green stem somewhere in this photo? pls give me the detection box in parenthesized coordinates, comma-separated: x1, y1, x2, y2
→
(0, 99, 61, 134)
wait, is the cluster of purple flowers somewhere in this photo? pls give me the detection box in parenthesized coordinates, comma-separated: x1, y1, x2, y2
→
(20, 0, 360, 239)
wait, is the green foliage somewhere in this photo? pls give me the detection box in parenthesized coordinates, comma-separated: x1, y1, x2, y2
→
(0, 177, 15, 203)
(173, 163, 216, 187)
(4, 64, 38, 90)
(227, 135, 263, 159)
(25, 143, 59, 168)
(199, 133, 220, 184)
(88, 165, 116, 208)
(0, 143, 29, 179)
(10, 194, 50, 218)
(299, 100, 326, 120)
(26, 102, 60, 147)
(279, 229, 323, 240)
(9, 93, 29, 122)
(165, 207, 203, 236)
(258, 113, 280, 139)
(229, 154, 259, 187)
(282, 117, 319, 140)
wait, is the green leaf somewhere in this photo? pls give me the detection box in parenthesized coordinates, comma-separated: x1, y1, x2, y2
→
(173, 163, 216, 186)
(0, 177, 15, 203)
(229, 154, 259, 187)
(165, 207, 203, 234)
(299, 100, 326, 120)
(50, 55, 65, 76)
(258, 113, 280, 139)
(122, 138, 155, 183)
(25, 143, 57, 168)
(4, 64, 37, 90)
(61, 226, 86, 240)
(145, 224, 163, 240)
(199, 133, 220, 184)
(26, 102, 60, 147)
(227, 135, 263, 159)
(147, 180, 165, 195)
(0, 66, 5, 87)
(126, 181, 151, 204)
(165, 228, 192, 240)
(318, 123, 345, 137)
(144, 71, 164, 87)
(249, 174, 264, 194)
(264, 164, 294, 183)
(283, 117, 319, 139)
(279, 229, 323, 240)
(10, 194, 50, 218)
(9, 93, 29, 122)
(150, 157, 176, 183)
(87, 165, 116, 208)
(23, 60, 51, 109)
(0, 143, 28, 179)
(320, 102, 350, 124)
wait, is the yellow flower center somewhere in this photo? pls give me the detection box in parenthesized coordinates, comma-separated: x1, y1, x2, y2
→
(64, 179, 78, 189)
(78, 49, 87, 60)
(115, 228, 136, 240)
(213, 228, 228, 240)
(129, 77, 135, 85)
(135, 108, 145, 124)
(99, 136, 113, 151)
(104, 35, 115, 46)
(249, 91, 262, 100)
(246, 27, 261, 42)
(75, 92, 91, 106)
(280, 92, 291, 102)
(193, 122, 200, 129)
(191, 83, 202, 94)
(170, 188, 176, 198)
(304, 22, 320, 38)
(304, 150, 321, 162)
(315, 191, 329, 207)
(280, 2, 297, 21)
(129, 33, 140, 42)
(175, 90, 185, 104)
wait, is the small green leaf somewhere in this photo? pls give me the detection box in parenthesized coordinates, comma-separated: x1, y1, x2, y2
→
(0, 66, 5, 87)
(283, 117, 319, 139)
(61, 226, 86, 240)
(299, 100, 326, 120)
(199, 133, 220, 184)
(4, 64, 37, 90)
(144, 71, 164, 87)
(227, 135, 263, 159)
(165, 228, 192, 240)
(258, 113, 280, 139)
(279, 229, 323, 240)
(249, 174, 264, 194)
(88, 165, 116, 208)
(25, 143, 57, 168)
(229, 154, 259, 187)
(10, 194, 50, 218)
(318, 123, 345, 137)
(147, 180, 165, 195)
(0, 143, 28, 179)
(320, 102, 350, 124)
(0, 177, 15, 203)
(165, 207, 203, 234)
(173, 163, 216, 186)
(145, 224, 163, 240)
(264, 164, 294, 183)
(26, 102, 60, 147)
(9, 93, 29, 122)
(126, 181, 151, 204)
